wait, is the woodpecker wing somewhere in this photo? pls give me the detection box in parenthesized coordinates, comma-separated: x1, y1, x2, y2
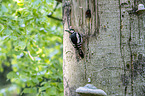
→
(70, 32, 77, 44)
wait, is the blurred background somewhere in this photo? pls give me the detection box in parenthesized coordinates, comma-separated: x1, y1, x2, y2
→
(0, 0, 63, 96)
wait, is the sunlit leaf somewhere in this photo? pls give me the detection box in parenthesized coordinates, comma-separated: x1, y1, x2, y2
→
(16, 0, 24, 6)
(36, 48, 42, 54)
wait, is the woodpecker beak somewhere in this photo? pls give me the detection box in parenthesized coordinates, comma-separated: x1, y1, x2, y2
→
(65, 30, 69, 32)
(65, 30, 71, 33)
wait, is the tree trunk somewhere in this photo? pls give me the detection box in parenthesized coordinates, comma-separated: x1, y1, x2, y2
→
(63, 0, 145, 96)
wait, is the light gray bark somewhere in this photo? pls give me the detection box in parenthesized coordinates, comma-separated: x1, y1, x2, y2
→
(63, 0, 145, 96)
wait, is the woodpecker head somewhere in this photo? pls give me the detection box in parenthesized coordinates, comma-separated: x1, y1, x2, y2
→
(65, 29, 75, 34)
(69, 29, 75, 33)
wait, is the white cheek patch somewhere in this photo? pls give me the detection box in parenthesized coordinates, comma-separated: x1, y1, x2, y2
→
(76, 33, 80, 44)
(70, 31, 73, 33)
(81, 35, 83, 43)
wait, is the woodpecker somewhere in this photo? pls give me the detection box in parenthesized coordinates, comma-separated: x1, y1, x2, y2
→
(65, 29, 84, 58)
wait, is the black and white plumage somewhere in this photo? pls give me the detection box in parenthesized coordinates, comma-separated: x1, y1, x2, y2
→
(65, 29, 84, 58)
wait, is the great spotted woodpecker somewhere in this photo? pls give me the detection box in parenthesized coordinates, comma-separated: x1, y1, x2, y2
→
(65, 29, 84, 58)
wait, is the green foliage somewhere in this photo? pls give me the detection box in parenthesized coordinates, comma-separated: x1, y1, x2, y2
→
(0, 0, 63, 95)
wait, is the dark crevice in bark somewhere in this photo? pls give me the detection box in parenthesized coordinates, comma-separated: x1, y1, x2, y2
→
(93, 0, 96, 37)
(119, 0, 127, 95)
(62, 1, 71, 28)
(138, 16, 141, 39)
(87, 0, 89, 8)
(84, 0, 90, 81)
(63, 77, 72, 96)
(93, 0, 100, 37)
(129, 15, 134, 96)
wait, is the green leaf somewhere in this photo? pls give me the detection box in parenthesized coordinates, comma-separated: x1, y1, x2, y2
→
(0, 64, 4, 72)
(39, 86, 51, 92)
(23, 87, 37, 93)
(32, 78, 39, 84)
(46, 87, 57, 95)
(14, 41, 26, 50)
(1, 5, 8, 12)
(11, 35, 17, 40)
(4, 29, 12, 35)
(19, 41, 26, 49)
(7, 71, 18, 79)
(0, 24, 4, 32)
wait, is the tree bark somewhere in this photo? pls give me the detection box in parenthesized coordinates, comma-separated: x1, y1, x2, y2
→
(63, 0, 145, 96)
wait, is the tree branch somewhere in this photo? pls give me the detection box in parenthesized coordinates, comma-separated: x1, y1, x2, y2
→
(46, 2, 62, 22)
(56, 0, 62, 3)
(46, 15, 62, 21)
(49, 2, 59, 16)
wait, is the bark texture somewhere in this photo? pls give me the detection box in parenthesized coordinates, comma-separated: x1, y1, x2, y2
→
(63, 0, 145, 96)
